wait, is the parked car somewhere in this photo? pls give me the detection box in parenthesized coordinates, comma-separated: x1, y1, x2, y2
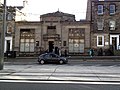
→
(38, 53, 68, 64)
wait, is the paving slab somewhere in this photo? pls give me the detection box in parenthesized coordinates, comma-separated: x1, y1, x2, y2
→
(0, 64, 120, 82)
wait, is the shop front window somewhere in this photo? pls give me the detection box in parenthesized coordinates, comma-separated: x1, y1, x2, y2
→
(69, 38, 85, 53)
(68, 28, 85, 53)
(20, 29, 35, 52)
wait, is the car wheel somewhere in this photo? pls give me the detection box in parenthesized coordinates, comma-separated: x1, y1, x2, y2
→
(40, 60, 45, 64)
(59, 60, 63, 64)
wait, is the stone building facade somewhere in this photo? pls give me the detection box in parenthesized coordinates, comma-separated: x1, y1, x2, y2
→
(15, 11, 90, 56)
(87, 0, 120, 55)
(0, 6, 16, 54)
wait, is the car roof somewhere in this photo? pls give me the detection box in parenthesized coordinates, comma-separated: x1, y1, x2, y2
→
(40, 53, 58, 56)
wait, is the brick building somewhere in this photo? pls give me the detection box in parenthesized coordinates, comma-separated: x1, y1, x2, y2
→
(86, 0, 120, 55)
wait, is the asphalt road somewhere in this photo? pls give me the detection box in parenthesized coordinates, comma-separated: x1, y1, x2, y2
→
(0, 80, 120, 90)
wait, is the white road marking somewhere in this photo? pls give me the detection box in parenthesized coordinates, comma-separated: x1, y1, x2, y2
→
(0, 80, 120, 85)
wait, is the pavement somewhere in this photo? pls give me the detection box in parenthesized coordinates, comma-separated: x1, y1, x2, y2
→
(0, 64, 120, 82)
(0, 56, 120, 82)
(12, 55, 120, 59)
(68, 55, 120, 60)
(4, 55, 120, 64)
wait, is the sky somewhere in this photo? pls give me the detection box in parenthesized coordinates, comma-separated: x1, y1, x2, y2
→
(1, 0, 88, 21)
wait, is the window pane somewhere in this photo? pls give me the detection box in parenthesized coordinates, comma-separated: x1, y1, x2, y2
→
(74, 30, 80, 36)
(109, 21, 115, 30)
(20, 43, 24, 52)
(26, 39, 29, 42)
(69, 44, 73, 52)
(74, 44, 79, 52)
(98, 5, 103, 15)
(97, 36, 104, 47)
(80, 39, 84, 43)
(74, 39, 79, 43)
(69, 29, 73, 33)
(30, 43, 34, 52)
(30, 39, 34, 42)
(25, 43, 29, 52)
(79, 44, 84, 53)
(7, 13, 12, 20)
(20, 39, 24, 42)
(110, 5, 115, 14)
(97, 19, 104, 30)
(69, 39, 73, 43)
(98, 37, 102, 45)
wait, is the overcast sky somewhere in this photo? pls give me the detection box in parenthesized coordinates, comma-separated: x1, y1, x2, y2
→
(1, 0, 88, 21)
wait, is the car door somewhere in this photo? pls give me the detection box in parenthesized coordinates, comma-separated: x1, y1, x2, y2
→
(44, 54, 51, 63)
(50, 54, 59, 63)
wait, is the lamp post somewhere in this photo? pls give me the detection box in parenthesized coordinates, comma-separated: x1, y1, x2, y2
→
(0, 0, 6, 70)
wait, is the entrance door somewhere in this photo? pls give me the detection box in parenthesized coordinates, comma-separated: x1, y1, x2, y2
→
(6, 40, 10, 51)
(49, 41, 54, 52)
(112, 37, 117, 50)
(5, 37, 12, 53)
(110, 35, 119, 50)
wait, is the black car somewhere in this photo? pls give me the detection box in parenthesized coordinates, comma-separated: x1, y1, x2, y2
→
(38, 53, 68, 64)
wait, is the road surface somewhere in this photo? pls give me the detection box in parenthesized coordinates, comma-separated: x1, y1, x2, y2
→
(0, 80, 120, 90)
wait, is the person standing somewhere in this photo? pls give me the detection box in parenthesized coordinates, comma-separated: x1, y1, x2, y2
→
(89, 49, 94, 57)
(59, 49, 61, 56)
(64, 49, 67, 57)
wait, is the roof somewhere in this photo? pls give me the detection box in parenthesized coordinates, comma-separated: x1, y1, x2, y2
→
(40, 11, 75, 17)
